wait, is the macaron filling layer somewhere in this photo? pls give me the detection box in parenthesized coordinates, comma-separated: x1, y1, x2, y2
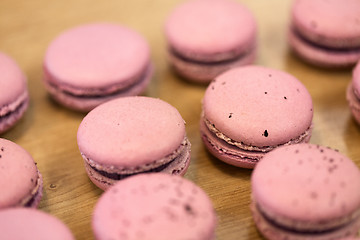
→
(201, 115, 312, 162)
(170, 43, 256, 66)
(291, 27, 360, 52)
(289, 27, 360, 66)
(253, 201, 360, 236)
(83, 137, 190, 182)
(23, 171, 43, 207)
(169, 47, 256, 82)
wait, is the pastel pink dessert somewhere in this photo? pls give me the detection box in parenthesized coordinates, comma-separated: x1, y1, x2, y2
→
(92, 173, 217, 240)
(43, 23, 153, 112)
(251, 143, 360, 240)
(0, 208, 75, 240)
(165, 0, 257, 83)
(0, 52, 29, 134)
(200, 66, 313, 168)
(77, 96, 191, 190)
(347, 61, 360, 124)
(0, 138, 42, 208)
(288, 0, 360, 67)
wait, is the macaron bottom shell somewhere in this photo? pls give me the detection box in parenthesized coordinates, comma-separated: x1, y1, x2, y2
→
(83, 137, 191, 190)
(169, 47, 256, 84)
(44, 64, 153, 112)
(251, 201, 360, 240)
(288, 29, 360, 68)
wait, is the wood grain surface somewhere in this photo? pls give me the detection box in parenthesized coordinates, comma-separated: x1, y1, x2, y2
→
(1, 0, 360, 239)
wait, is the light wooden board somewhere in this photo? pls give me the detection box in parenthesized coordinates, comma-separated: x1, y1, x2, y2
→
(1, 0, 359, 239)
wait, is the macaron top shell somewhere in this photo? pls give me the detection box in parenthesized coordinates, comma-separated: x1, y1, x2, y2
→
(0, 52, 27, 106)
(77, 96, 186, 167)
(252, 144, 360, 223)
(44, 23, 150, 90)
(0, 208, 74, 240)
(93, 173, 216, 240)
(165, 0, 256, 61)
(292, 0, 360, 48)
(0, 138, 38, 208)
(203, 66, 313, 147)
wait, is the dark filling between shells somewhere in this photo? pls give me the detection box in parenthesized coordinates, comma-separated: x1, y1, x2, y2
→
(24, 191, 37, 207)
(0, 100, 27, 123)
(90, 156, 178, 181)
(24, 178, 41, 207)
(257, 204, 358, 235)
(170, 47, 254, 66)
(292, 28, 360, 53)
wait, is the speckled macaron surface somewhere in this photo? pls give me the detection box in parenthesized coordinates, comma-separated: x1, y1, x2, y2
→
(92, 173, 216, 240)
(0, 208, 75, 240)
(77, 96, 191, 190)
(201, 65, 313, 168)
(0, 138, 42, 208)
(347, 61, 360, 124)
(0, 52, 29, 134)
(289, 0, 360, 67)
(251, 144, 360, 240)
(44, 23, 152, 111)
(165, 0, 257, 82)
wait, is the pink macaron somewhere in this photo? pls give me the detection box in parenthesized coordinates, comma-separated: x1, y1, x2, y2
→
(251, 143, 360, 240)
(77, 96, 191, 190)
(0, 138, 42, 208)
(0, 208, 75, 240)
(92, 173, 217, 240)
(288, 0, 360, 67)
(0, 52, 29, 134)
(200, 65, 313, 168)
(347, 61, 360, 124)
(43, 23, 153, 112)
(165, 0, 257, 83)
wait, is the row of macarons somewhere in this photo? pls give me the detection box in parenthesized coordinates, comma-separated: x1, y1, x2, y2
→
(1, 0, 360, 238)
(2, 0, 360, 126)
(2, 38, 360, 170)
(2, 137, 360, 239)
(72, 61, 360, 240)
(30, 0, 360, 110)
(2, 63, 360, 239)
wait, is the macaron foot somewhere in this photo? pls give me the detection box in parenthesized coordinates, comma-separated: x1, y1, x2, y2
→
(84, 137, 191, 190)
(200, 115, 312, 168)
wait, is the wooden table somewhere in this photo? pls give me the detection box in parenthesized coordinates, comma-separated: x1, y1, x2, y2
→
(1, 0, 359, 239)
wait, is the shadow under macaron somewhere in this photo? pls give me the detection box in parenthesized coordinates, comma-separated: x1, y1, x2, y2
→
(201, 144, 253, 179)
